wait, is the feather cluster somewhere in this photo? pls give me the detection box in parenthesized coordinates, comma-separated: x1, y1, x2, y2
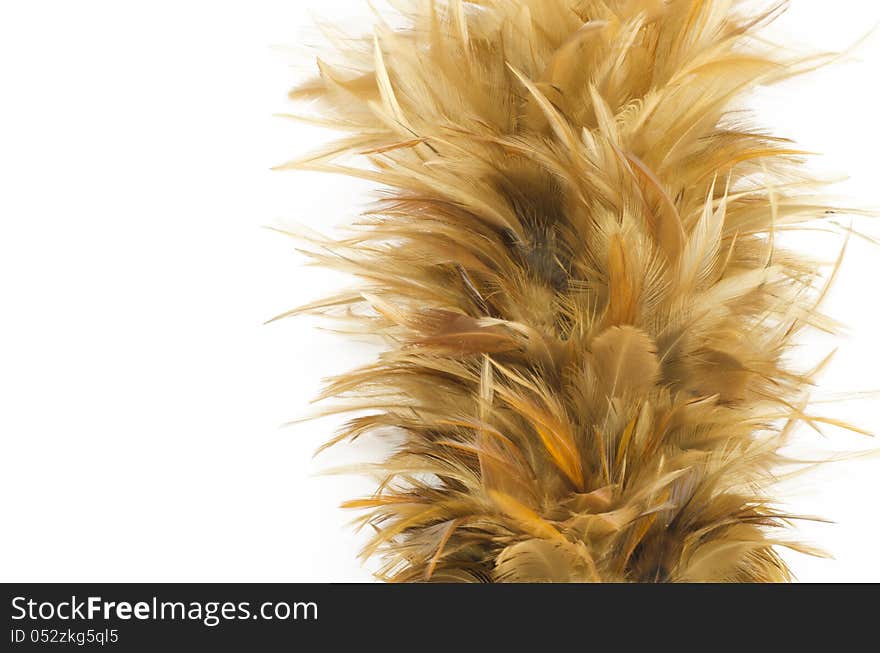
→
(279, 0, 855, 582)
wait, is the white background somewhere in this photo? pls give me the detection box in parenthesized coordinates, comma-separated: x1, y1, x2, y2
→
(0, 1, 878, 582)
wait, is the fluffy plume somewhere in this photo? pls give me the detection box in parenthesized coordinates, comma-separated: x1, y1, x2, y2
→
(278, 0, 860, 582)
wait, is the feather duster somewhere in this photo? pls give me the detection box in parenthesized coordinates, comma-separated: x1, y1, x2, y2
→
(277, 0, 861, 582)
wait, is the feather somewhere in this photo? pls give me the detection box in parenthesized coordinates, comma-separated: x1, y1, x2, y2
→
(280, 0, 862, 583)
(678, 175, 727, 292)
(494, 539, 600, 583)
(591, 326, 661, 397)
(604, 232, 641, 326)
(372, 33, 415, 137)
(488, 491, 564, 541)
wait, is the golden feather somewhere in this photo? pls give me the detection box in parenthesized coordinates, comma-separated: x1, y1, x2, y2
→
(280, 0, 862, 582)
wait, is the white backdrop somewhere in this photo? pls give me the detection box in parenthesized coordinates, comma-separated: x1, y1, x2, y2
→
(1, 0, 878, 582)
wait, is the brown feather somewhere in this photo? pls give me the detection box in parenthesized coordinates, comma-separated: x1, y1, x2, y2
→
(279, 0, 860, 583)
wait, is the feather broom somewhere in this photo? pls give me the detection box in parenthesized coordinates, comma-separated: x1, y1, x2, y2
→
(277, 0, 863, 582)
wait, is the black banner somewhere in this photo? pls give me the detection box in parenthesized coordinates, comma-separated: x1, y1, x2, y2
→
(3, 583, 876, 650)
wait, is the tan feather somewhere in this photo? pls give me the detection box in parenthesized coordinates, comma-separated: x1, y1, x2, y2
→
(489, 491, 564, 541)
(281, 0, 863, 583)
(591, 326, 661, 397)
(494, 539, 600, 583)
(604, 232, 641, 326)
